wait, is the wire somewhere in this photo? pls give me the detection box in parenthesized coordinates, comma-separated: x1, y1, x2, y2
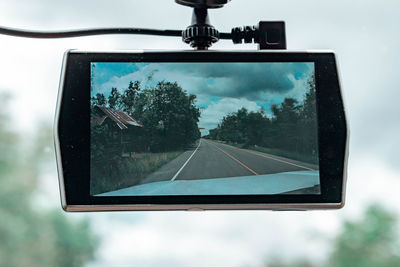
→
(219, 32, 232, 40)
(0, 26, 183, 39)
(0, 26, 233, 40)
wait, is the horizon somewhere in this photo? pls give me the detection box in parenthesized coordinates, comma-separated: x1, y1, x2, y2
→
(91, 62, 315, 135)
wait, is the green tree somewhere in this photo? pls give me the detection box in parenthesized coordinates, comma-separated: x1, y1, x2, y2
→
(91, 93, 107, 107)
(272, 98, 300, 124)
(205, 73, 317, 164)
(298, 73, 318, 158)
(108, 87, 122, 109)
(300, 73, 317, 123)
(261, 204, 400, 267)
(208, 108, 271, 146)
(0, 94, 98, 267)
(141, 81, 200, 151)
(329, 204, 400, 267)
(121, 81, 141, 114)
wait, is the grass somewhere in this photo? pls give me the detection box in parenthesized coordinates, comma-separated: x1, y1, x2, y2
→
(90, 151, 183, 195)
(213, 140, 318, 165)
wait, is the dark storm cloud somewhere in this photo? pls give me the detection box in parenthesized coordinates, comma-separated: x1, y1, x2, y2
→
(164, 62, 313, 100)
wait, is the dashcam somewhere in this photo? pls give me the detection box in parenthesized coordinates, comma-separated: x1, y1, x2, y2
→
(55, 50, 348, 211)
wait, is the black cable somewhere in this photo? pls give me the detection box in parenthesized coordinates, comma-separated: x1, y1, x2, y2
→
(219, 32, 232, 40)
(0, 26, 233, 41)
(0, 26, 183, 39)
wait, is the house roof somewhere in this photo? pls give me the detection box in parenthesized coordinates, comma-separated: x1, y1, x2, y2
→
(92, 106, 143, 130)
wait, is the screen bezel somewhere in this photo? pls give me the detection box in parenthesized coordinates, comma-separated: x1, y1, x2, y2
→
(55, 50, 347, 211)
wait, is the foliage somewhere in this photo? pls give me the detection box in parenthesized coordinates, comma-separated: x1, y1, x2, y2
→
(90, 79, 201, 153)
(121, 81, 141, 114)
(328, 204, 400, 267)
(89, 79, 200, 193)
(0, 94, 98, 267)
(90, 93, 107, 107)
(138, 81, 201, 152)
(206, 73, 318, 163)
(208, 107, 271, 147)
(90, 151, 183, 195)
(108, 87, 122, 109)
(262, 204, 400, 267)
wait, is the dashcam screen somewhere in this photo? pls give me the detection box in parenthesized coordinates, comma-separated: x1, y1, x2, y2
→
(90, 62, 320, 196)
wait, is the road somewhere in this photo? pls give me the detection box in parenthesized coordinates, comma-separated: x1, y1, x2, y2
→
(100, 139, 320, 196)
(141, 138, 317, 184)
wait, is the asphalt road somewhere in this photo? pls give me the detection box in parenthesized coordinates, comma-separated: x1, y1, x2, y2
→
(141, 138, 317, 184)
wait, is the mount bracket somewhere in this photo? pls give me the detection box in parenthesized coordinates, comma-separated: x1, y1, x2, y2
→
(176, 0, 287, 50)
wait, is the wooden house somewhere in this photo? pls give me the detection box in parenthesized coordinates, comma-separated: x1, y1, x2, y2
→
(91, 105, 144, 156)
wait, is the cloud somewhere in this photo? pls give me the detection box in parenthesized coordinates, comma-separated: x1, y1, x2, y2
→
(199, 98, 261, 134)
(93, 62, 314, 103)
(93, 62, 314, 135)
(166, 62, 313, 99)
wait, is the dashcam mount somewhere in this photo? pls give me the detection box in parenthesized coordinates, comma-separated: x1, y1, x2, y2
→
(0, 0, 286, 51)
(177, 0, 287, 50)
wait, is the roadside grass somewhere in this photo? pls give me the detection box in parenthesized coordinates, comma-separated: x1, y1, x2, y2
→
(90, 151, 183, 195)
(212, 140, 318, 165)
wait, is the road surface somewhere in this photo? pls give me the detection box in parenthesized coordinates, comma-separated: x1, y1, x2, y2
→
(99, 139, 320, 196)
(141, 138, 317, 184)
(98, 139, 320, 196)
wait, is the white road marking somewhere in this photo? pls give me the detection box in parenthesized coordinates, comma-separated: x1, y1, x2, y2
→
(212, 140, 315, 171)
(171, 139, 202, 181)
(241, 149, 315, 171)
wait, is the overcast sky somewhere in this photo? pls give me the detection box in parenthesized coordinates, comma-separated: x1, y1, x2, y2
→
(1, 0, 400, 266)
(92, 62, 313, 133)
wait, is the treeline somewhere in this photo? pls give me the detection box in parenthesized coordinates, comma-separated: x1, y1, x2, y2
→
(206, 74, 318, 162)
(91, 80, 201, 153)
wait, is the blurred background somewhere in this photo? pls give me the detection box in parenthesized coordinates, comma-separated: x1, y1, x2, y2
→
(1, 0, 400, 266)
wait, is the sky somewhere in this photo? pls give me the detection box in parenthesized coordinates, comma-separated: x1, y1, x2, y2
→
(1, 0, 400, 266)
(91, 62, 314, 134)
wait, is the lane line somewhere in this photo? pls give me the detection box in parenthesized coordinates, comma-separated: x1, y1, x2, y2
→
(242, 149, 315, 171)
(170, 139, 202, 181)
(207, 140, 259, 176)
(217, 142, 315, 171)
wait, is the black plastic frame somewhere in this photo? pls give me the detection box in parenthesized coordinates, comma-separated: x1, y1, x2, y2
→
(57, 50, 347, 208)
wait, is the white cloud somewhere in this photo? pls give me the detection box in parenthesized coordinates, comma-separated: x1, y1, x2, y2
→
(199, 98, 260, 134)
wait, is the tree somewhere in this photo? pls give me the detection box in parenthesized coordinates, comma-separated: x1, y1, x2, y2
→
(91, 93, 107, 107)
(261, 204, 400, 267)
(140, 81, 200, 151)
(328, 204, 400, 267)
(298, 73, 318, 158)
(207, 108, 271, 146)
(205, 72, 318, 164)
(96, 80, 201, 153)
(300, 73, 317, 123)
(121, 81, 141, 114)
(108, 87, 122, 109)
(0, 94, 98, 267)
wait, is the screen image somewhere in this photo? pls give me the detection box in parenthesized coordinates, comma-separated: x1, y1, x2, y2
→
(90, 62, 320, 196)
